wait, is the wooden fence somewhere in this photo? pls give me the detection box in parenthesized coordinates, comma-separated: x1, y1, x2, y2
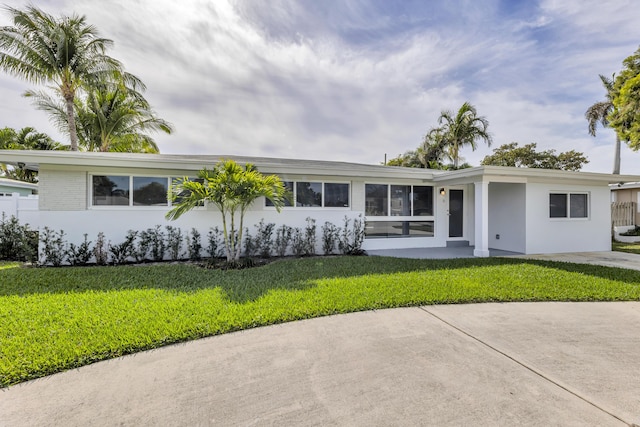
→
(611, 201, 636, 227)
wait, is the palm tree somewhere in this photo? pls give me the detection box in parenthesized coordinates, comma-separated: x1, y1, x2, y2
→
(0, 126, 64, 150)
(434, 102, 492, 168)
(417, 128, 451, 169)
(0, 126, 64, 182)
(27, 81, 173, 152)
(167, 161, 289, 263)
(585, 74, 620, 174)
(0, 5, 138, 151)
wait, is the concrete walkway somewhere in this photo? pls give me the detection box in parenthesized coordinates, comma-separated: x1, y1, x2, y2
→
(512, 251, 640, 272)
(369, 247, 640, 272)
(1, 302, 639, 426)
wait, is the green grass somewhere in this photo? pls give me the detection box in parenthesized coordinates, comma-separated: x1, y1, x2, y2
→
(613, 241, 640, 255)
(2, 256, 640, 387)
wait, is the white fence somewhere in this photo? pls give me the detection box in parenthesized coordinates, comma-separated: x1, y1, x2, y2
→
(0, 193, 39, 226)
(611, 201, 636, 227)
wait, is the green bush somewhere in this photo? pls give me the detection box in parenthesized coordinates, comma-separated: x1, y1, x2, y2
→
(0, 213, 37, 262)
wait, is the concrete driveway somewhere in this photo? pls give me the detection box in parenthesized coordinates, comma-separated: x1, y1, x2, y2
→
(1, 302, 639, 426)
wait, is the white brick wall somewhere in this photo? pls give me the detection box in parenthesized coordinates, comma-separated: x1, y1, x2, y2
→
(39, 168, 87, 211)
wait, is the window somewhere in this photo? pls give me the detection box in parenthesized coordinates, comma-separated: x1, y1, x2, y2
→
(365, 184, 388, 216)
(365, 184, 434, 238)
(365, 184, 434, 217)
(390, 185, 410, 216)
(93, 175, 130, 206)
(265, 181, 349, 208)
(324, 183, 349, 207)
(133, 177, 168, 206)
(92, 175, 171, 207)
(365, 221, 434, 238)
(297, 182, 322, 207)
(549, 193, 588, 219)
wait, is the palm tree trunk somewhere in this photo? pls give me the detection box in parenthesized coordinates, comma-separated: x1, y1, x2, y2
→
(613, 135, 621, 174)
(65, 96, 79, 151)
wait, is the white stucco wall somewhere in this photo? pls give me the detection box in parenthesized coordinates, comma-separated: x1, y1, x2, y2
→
(488, 183, 526, 253)
(525, 183, 611, 254)
(40, 205, 361, 259)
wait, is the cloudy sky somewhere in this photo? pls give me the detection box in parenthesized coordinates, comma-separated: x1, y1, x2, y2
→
(1, 0, 640, 173)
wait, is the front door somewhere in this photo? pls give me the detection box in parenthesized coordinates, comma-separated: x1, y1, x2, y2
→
(449, 189, 464, 238)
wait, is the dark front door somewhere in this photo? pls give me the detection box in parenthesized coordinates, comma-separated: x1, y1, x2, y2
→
(449, 189, 464, 238)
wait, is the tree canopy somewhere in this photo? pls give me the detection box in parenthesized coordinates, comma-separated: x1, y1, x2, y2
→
(166, 160, 290, 263)
(0, 126, 64, 182)
(433, 102, 491, 168)
(0, 5, 169, 153)
(386, 102, 487, 170)
(585, 74, 620, 174)
(27, 79, 173, 152)
(610, 46, 640, 150)
(481, 142, 588, 171)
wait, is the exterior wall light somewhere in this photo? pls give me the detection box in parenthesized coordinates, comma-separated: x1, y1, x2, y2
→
(439, 187, 446, 196)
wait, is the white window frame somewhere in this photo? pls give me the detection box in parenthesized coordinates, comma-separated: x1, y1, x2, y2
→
(89, 174, 178, 209)
(364, 183, 435, 221)
(363, 183, 435, 239)
(549, 191, 590, 220)
(264, 180, 351, 209)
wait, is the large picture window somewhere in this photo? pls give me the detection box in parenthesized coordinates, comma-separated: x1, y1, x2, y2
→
(365, 184, 434, 238)
(92, 175, 171, 207)
(550, 193, 588, 219)
(365, 184, 433, 217)
(266, 181, 350, 208)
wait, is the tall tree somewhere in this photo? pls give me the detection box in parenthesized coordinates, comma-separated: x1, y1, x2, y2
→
(0, 126, 64, 182)
(0, 5, 138, 151)
(610, 46, 640, 151)
(433, 102, 492, 168)
(585, 74, 620, 174)
(27, 80, 173, 152)
(481, 142, 588, 171)
(166, 160, 289, 263)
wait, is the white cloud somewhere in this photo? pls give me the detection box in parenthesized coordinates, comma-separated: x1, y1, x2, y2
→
(1, 0, 640, 174)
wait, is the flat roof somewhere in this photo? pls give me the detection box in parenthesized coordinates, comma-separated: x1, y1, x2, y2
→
(1, 150, 639, 184)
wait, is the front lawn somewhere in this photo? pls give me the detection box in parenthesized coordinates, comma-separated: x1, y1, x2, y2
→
(2, 256, 640, 387)
(612, 241, 640, 255)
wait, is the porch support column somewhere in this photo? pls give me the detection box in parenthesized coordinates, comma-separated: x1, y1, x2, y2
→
(473, 180, 490, 257)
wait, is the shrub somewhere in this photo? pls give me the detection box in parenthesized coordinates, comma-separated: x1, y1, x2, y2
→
(620, 226, 640, 237)
(39, 227, 66, 266)
(109, 231, 137, 265)
(321, 221, 339, 255)
(187, 228, 202, 261)
(66, 234, 93, 266)
(93, 232, 109, 266)
(207, 227, 224, 259)
(165, 225, 183, 260)
(255, 219, 275, 258)
(303, 217, 317, 256)
(147, 225, 166, 262)
(0, 213, 37, 262)
(291, 227, 305, 256)
(338, 214, 365, 255)
(132, 230, 150, 262)
(243, 227, 257, 257)
(274, 224, 292, 257)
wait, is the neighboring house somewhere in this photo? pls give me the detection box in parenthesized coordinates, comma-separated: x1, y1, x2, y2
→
(0, 177, 37, 196)
(1, 150, 639, 257)
(0, 177, 39, 224)
(610, 182, 640, 227)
